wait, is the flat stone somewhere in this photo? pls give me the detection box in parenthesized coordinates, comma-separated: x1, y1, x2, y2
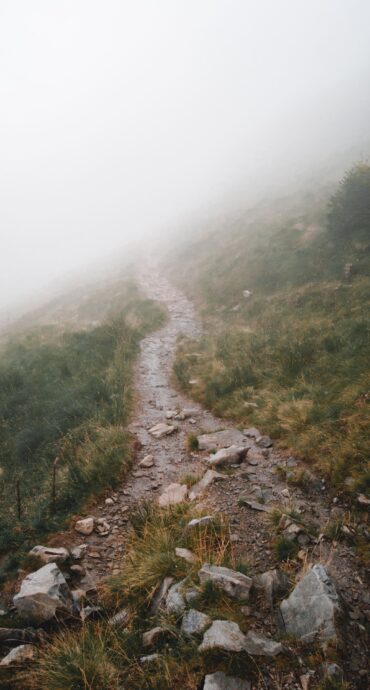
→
(0, 644, 36, 666)
(175, 547, 197, 564)
(239, 499, 272, 513)
(197, 429, 248, 451)
(139, 455, 154, 468)
(244, 630, 283, 656)
(149, 423, 176, 438)
(280, 564, 340, 641)
(199, 564, 252, 600)
(75, 517, 95, 535)
(189, 470, 226, 500)
(13, 563, 72, 624)
(204, 672, 251, 690)
(186, 516, 213, 530)
(199, 619, 247, 653)
(28, 545, 69, 564)
(207, 445, 248, 468)
(181, 608, 211, 636)
(158, 483, 188, 507)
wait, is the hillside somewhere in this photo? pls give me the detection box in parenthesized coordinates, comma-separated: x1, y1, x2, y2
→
(166, 165, 370, 498)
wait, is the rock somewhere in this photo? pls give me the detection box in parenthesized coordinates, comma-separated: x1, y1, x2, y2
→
(150, 577, 174, 614)
(281, 488, 290, 498)
(175, 547, 197, 564)
(184, 587, 199, 605)
(287, 456, 298, 467)
(179, 408, 199, 419)
(28, 545, 69, 564)
(105, 498, 114, 506)
(199, 619, 247, 653)
(165, 410, 177, 419)
(75, 517, 95, 535)
(253, 569, 289, 606)
(95, 518, 111, 536)
(165, 581, 186, 615)
(109, 608, 129, 627)
(70, 545, 87, 560)
(13, 563, 72, 624)
(280, 564, 340, 641)
(238, 499, 272, 513)
(256, 435, 273, 448)
(203, 671, 251, 690)
(158, 483, 188, 507)
(189, 470, 226, 500)
(0, 644, 36, 666)
(207, 445, 248, 468)
(139, 454, 154, 468)
(80, 605, 103, 622)
(142, 626, 168, 647)
(199, 564, 252, 600)
(197, 429, 248, 451)
(149, 423, 176, 438)
(243, 427, 261, 439)
(71, 589, 86, 612)
(181, 609, 211, 636)
(357, 493, 370, 508)
(70, 565, 85, 576)
(186, 516, 213, 530)
(140, 653, 159, 664)
(244, 630, 283, 656)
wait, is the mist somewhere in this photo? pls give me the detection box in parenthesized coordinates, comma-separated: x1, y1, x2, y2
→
(1, 0, 370, 311)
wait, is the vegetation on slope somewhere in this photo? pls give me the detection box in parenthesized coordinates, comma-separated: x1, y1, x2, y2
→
(169, 165, 370, 494)
(0, 280, 165, 576)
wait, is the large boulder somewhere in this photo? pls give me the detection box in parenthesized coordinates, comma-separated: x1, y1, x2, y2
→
(197, 429, 248, 451)
(13, 563, 72, 624)
(199, 564, 252, 600)
(207, 446, 248, 468)
(189, 470, 226, 500)
(280, 565, 340, 641)
(28, 545, 69, 564)
(204, 671, 251, 690)
(158, 483, 188, 507)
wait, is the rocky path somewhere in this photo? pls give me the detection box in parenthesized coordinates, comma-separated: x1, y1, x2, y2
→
(60, 271, 369, 681)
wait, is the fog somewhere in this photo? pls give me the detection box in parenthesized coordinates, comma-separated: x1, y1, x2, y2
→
(1, 0, 370, 311)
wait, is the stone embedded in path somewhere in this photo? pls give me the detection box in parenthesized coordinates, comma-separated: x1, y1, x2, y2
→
(28, 545, 69, 564)
(75, 517, 95, 535)
(139, 454, 154, 468)
(199, 564, 252, 600)
(0, 644, 36, 666)
(158, 483, 188, 507)
(238, 499, 272, 513)
(199, 619, 247, 653)
(181, 608, 211, 636)
(197, 429, 248, 451)
(207, 445, 248, 468)
(244, 630, 283, 656)
(203, 672, 251, 690)
(175, 547, 197, 564)
(280, 564, 340, 641)
(149, 422, 176, 438)
(13, 563, 72, 624)
(189, 470, 226, 500)
(186, 516, 214, 530)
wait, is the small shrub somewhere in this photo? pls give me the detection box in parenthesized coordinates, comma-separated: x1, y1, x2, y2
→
(274, 537, 298, 562)
(187, 434, 199, 451)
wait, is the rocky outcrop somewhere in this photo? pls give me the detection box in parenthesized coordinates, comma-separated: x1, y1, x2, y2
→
(280, 564, 340, 641)
(13, 563, 72, 624)
(199, 564, 252, 599)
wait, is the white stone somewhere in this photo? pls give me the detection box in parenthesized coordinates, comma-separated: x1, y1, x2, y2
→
(207, 445, 248, 468)
(29, 545, 69, 564)
(74, 517, 95, 535)
(0, 644, 36, 666)
(204, 672, 251, 690)
(175, 547, 197, 564)
(181, 609, 211, 636)
(199, 563, 252, 600)
(13, 563, 72, 624)
(149, 423, 176, 438)
(139, 455, 154, 468)
(158, 483, 188, 507)
(197, 429, 248, 451)
(186, 516, 213, 529)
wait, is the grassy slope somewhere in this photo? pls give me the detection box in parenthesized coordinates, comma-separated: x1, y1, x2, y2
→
(0, 278, 165, 577)
(166, 180, 370, 495)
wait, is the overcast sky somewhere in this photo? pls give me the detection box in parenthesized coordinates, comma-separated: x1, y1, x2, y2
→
(1, 1, 370, 309)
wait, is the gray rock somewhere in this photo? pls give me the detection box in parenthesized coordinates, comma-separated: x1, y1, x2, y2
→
(189, 470, 226, 499)
(256, 435, 273, 448)
(238, 499, 272, 513)
(109, 608, 129, 627)
(143, 626, 168, 647)
(280, 565, 340, 641)
(175, 547, 197, 564)
(13, 563, 72, 624)
(75, 517, 95, 535)
(165, 581, 186, 615)
(149, 423, 176, 438)
(199, 619, 247, 653)
(186, 516, 213, 530)
(158, 483, 188, 507)
(150, 576, 174, 614)
(207, 446, 248, 468)
(0, 644, 36, 666)
(181, 609, 211, 635)
(244, 630, 283, 656)
(139, 455, 154, 468)
(253, 569, 289, 606)
(197, 429, 248, 451)
(184, 587, 200, 605)
(28, 545, 69, 564)
(204, 671, 251, 690)
(243, 427, 261, 439)
(199, 564, 252, 600)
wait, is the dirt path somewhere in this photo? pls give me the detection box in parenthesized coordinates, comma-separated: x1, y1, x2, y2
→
(68, 271, 368, 680)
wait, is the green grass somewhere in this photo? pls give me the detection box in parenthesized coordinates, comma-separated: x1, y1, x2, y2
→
(168, 168, 370, 497)
(0, 281, 165, 577)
